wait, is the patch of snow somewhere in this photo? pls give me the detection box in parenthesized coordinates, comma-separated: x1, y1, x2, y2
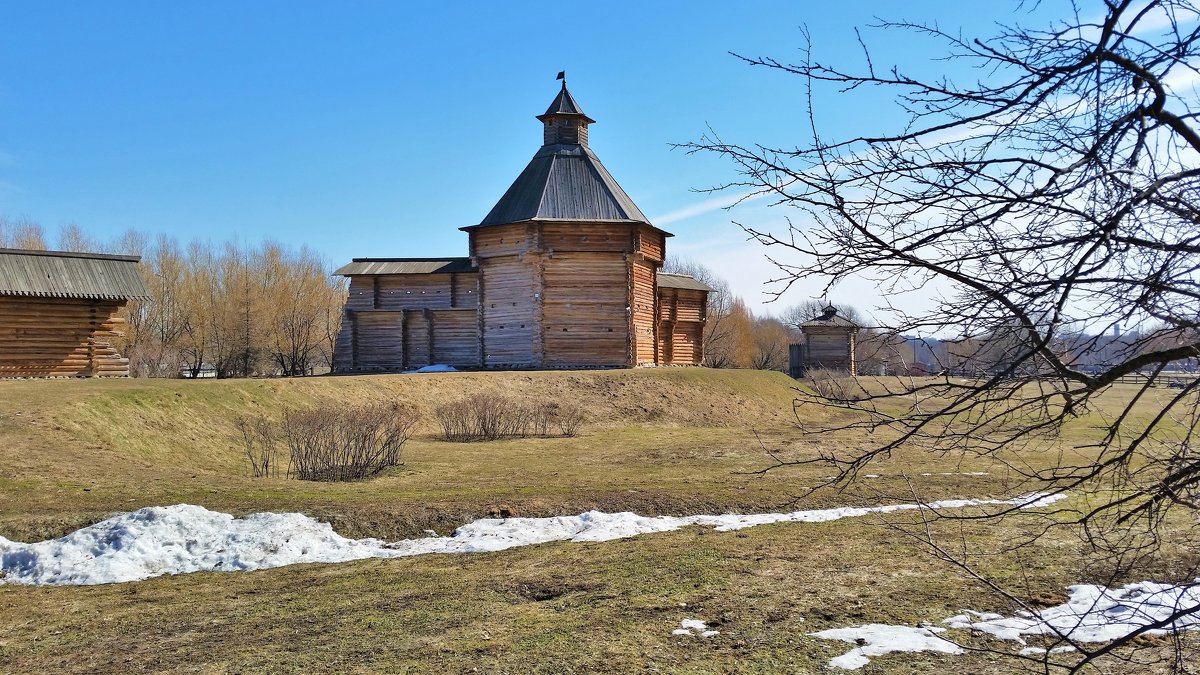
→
(0, 505, 390, 586)
(408, 364, 457, 373)
(814, 579, 1198, 669)
(1019, 645, 1076, 656)
(0, 493, 1067, 586)
(673, 618, 719, 637)
(945, 580, 1200, 645)
(809, 624, 962, 670)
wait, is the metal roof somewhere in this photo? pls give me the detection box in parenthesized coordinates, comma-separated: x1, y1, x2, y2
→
(334, 257, 477, 276)
(0, 248, 150, 301)
(473, 144, 655, 228)
(657, 273, 714, 292)
(536, 83, 595, 123)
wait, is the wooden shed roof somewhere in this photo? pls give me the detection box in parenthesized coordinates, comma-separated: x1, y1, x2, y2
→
(471, 144, 658, 229)
(334, 257, 477, 276)
(0, 248, 150, 301)
(801, 306, 859, 329)
(657, 273, 714, 292)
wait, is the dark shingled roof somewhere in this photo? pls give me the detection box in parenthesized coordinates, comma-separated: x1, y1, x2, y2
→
(801, 306, 859, 329)
(657, 272, 714, 292)
(0, 248, 149, 301)
(473, 144, 651, 227)
(334, 257, 477, 276)
(537, 83, 595, 123)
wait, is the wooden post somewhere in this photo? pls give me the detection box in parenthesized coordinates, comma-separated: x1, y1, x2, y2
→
(401, 309, 409, 371)
(86, 303, 97, 377)
(349, 310, 359, 371)
(425, 308, 435, 366)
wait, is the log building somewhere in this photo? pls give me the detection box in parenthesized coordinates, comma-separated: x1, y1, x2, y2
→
(797, 306, 860, 376)
(0, 248, 149, 378)
(333, 82, 712, 371)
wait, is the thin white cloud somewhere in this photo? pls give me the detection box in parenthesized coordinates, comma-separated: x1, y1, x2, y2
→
(650, 188, 766, 226)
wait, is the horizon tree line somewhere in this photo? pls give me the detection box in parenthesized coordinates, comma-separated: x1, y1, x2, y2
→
(1, 216, 345, 378)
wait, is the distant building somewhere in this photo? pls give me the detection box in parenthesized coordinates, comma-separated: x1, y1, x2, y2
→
(796, 306, 860, 376)
(0, 248, 149, 378)
(332, 81, 712, 371)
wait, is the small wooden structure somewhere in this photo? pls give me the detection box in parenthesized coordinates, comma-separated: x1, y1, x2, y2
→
(797, 306, 859, 376)
(333, 80, 712, 371)
(0, 248, 149, 378)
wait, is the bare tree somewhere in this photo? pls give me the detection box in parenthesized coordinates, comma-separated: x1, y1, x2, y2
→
(684, 1, 1200, 670)
(0, 216, 47, 249)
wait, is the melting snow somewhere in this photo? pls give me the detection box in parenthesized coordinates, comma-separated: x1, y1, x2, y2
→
(673, 618, 719, 637)
(408, 364, 457, 373)
(809, 624, 962, 669)
(0, 493, 1065, 586)
(944, 580, 1200, 645)
(812, 579, 1200, 669)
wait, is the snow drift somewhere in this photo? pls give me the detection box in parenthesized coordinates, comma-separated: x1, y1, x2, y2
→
(0, 493, 1064, 586)
(811, 580, 1200, 669)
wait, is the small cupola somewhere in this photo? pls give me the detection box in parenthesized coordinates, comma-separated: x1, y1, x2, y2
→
(536, 73, 596, 147)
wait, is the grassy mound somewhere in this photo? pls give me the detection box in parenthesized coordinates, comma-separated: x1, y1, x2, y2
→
(0, 369, 807, 540)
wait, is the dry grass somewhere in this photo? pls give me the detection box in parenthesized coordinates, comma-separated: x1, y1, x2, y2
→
(0, 371, 1189, 673)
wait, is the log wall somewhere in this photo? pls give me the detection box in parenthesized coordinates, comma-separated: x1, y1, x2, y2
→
(332, 273, 482, 372)
(479, 255, 539, 367)
(656, 288, 707, 366)
(471, 223, 534, 258)
(635, 225, 666, 262)
(542, 223, 631, 253)
(334, 223, 700, 371)
(803, 328, 857, 375)
(0, 296, 133, 378)
(630, 258, 657, 365)
(542, 252, 630, 367)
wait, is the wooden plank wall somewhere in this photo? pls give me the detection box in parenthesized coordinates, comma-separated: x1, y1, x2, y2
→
(656, 288, 707, 366)
(804, 328, 856, 374)
(542, 252, 630, 367)
(335, 222, 685, 371)
(0, 296, 132, 378)
(542, 223, 628, 253)
(471, 223, 534, 258)
(431, 309, 481, 366)
(333, 273, 483, 372)
(630, 258, 657, 365)
(634, 225, 665, 263)
(479, 255, 539, 367)
(353, 311, 405, 370)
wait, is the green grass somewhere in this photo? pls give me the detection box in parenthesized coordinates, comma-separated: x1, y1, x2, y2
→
(0, 370, 1190, 673)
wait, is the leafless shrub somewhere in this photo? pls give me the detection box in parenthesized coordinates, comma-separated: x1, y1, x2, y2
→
(556, 403, 585, 437)
(434, 394, 585, 441)
(433, 398, 473, 441)
(236, 415, 280, 478)
(281, 402, 416, 481)
(803, 368, 862, 402)
(531, 402, 555, 437)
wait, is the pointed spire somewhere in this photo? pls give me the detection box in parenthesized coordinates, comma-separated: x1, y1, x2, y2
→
(537, 80, 596, 124)
(536, 77, 595, 146)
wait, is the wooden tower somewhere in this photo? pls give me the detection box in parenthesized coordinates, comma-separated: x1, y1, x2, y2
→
(461, 81, 673, 368)
(331, 80, 711, 372)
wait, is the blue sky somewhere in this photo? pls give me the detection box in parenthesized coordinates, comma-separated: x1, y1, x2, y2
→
(0, 1, 1066, 316)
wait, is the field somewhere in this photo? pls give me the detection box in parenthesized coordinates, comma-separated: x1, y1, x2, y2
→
(0, 369, 1192, 673)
